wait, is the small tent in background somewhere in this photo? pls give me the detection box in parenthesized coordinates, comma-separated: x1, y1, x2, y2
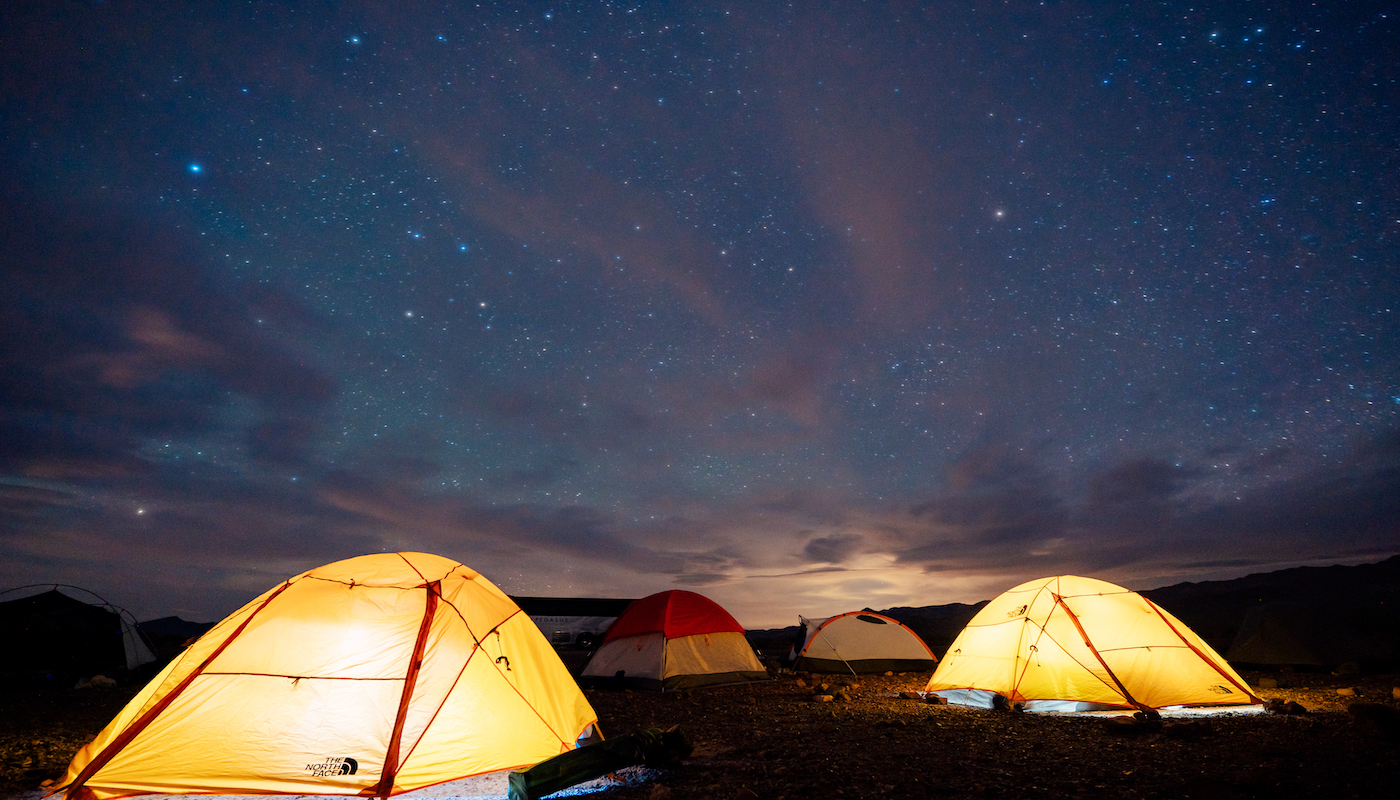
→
(0, 585, 156, 686)
(580, 590, 768, 691)
(136, 616, 217, 664)
(57, 552, 598, 800)
(1225, 602, 1328, 669)
(926, 575, 1260, 712)
(790, 612, 937, 674)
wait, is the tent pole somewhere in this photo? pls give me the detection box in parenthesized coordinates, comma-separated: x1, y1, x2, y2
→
(1053, 594, 1152, 713)
(807, 619, 858, 676)
(1143, 599, 1261, 703)
(62, 581, 295, 800)
(373, 581, 440, 799)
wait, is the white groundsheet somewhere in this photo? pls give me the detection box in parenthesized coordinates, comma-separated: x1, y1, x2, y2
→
(14, 765, 664, 800)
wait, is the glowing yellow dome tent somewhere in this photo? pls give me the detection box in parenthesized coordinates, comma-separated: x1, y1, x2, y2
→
(925, 575, 1261, 712)
(57, 552, 598, 800)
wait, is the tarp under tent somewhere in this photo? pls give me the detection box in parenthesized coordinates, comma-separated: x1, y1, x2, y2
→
(56, 552, 599, 800)
(790, 611, 938, 674)
(0, 585, 156, 686)
(580, 590, 768, 691)
(926, 575, 1261, 712)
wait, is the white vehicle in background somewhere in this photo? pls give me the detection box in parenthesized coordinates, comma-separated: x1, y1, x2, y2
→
(512, 596, 636, 649)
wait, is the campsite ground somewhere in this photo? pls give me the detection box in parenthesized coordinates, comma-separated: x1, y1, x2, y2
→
(4, 665, 1398, 800)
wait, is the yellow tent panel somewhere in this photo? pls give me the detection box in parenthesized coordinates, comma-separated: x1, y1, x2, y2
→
(925, 575, 1260, 712)
(57, 553, 598, 800)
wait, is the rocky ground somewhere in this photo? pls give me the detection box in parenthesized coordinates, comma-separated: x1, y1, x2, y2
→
(5, 668, 1397, 800)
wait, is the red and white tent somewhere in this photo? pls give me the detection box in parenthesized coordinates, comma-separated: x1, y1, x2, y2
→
(580, 590, 768, 691)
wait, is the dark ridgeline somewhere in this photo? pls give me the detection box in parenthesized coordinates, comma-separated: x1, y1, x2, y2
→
(747, 555, 1400, 673)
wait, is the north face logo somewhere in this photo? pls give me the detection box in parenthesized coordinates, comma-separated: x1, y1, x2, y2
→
(306, 757, 358, 777)
(1207, 685, 1235, 695)
(1006, 604, 1028, 619)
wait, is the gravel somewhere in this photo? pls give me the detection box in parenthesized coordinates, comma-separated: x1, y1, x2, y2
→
(6, 670, 1397, 800)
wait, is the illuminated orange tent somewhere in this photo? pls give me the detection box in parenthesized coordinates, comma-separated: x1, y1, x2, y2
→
(56, 552, 598, 800)
(925, 575, 1261, 712)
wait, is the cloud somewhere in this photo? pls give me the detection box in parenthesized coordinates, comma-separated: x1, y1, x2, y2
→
(4, 425, 1395, 626)
(734, 340, 838, 428)
(875, 426, 1400, 586)
(1182, 429, 1400, 555)
(1077, 457, 1194, 537)
(898, 434, 1069, 569)
(803, 533, 864, 564)
(1086, 458, 1188, 505)
(750, 9, 974, 336)
(0, 186, 335, 478)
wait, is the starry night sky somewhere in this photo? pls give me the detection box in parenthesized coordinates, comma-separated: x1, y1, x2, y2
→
(3, 1, 1397, 628)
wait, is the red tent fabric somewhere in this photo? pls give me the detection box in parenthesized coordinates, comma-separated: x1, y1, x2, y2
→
(602, 590, 744, 643)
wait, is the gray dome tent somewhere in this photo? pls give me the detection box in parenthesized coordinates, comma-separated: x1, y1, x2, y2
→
(0, 585, 156, 685)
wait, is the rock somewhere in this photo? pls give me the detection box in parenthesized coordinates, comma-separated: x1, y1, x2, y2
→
(1393, 686, 1400, 701)
(885, 671, 894, 676)
(74, 674, 117, 690)
(1337, 687, 1356, 697)
(1134, 709, 1162, 724)
(813, 694, 835, 702)
(899, 691, 922, 700)
(1264, 698, 1307, 715)
(924, 694, 947, 705)
(1256, 677, 1278, 689)
(794, 678, 807, 688)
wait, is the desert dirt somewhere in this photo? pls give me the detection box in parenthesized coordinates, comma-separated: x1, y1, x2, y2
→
(4, 668, 1397, 800)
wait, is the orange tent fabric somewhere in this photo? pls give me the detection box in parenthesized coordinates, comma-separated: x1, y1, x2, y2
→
(57, 553, 598, 800)
(925, 575, 1261, 711)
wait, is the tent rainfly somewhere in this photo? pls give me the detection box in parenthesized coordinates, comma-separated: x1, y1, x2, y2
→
(790, 612, 937, 674)
(925, 575, 1261, 712)
(580, 590, 768, 691)
(56, 552, 599, 800)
